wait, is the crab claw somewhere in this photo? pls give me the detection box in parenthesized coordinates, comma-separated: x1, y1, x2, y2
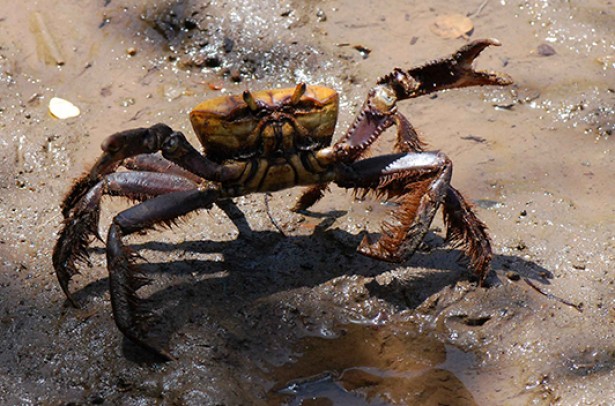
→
(61, 124, 175, 219)
(377, 38, 513, 100)
(446, 38, 513, 88)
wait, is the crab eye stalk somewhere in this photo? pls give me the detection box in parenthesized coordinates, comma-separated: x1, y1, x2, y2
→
(243, 90, 259, 112)
(290, 82, 307, 105)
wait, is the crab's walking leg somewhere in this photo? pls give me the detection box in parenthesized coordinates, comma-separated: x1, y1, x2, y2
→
(53, 172, 198, 306)
(55, 126, 244, 305)
(107, 187, 220, 360)
(334, 151, 491, 283)
(61, 125, 237, 219)
(123, 153, 202, 183)
(124, 154, 251, 234)
(442, 185, 492, 282)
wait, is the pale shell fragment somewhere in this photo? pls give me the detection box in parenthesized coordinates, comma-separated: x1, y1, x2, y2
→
(49, 97, 80, 119)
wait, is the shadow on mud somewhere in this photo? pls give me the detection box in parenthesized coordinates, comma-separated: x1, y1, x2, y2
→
(67, 217, 551, 333)
(46, 209, 555, 404)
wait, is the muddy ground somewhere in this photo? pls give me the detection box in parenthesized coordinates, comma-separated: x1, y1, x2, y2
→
(0, 0, 613, 405)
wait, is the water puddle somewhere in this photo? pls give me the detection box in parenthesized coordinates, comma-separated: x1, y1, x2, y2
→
(267, 323, 478, 406)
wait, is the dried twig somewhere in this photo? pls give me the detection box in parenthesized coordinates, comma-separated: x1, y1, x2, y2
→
(468, 0, 490, 18)
(524, 278, 583, 312)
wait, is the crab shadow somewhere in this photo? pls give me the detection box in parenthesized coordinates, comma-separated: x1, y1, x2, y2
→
(71, 213, 551, 362)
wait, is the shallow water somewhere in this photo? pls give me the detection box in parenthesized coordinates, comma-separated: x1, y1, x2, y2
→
(269, 323, 477, 405)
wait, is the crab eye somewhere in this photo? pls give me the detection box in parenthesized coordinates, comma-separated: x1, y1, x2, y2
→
(243, 90, 259, 112)
(101, 135, 123, 153)
(162, 134, 179, 154)
(290, 83, 307, 105)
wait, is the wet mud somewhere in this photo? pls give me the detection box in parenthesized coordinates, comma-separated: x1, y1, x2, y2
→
(0, 0, 613, 405)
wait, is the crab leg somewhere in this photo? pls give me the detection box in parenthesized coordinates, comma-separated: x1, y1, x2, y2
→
(442, 185, 492, 281)
(53, 172, 199, 307)
(61, 125, 241, 218)
(61, 124, 175, 218)
(107, 187, 220, 360)
(55, 125, 248, 304)
(123, 153, 203, 183)
(124, 153, 251, 234)
(334, 151, 491, 284)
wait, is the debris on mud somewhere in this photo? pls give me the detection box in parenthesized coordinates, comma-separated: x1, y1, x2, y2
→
(136, 0, 339, 83)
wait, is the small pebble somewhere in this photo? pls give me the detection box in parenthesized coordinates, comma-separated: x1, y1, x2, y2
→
(126, 47, 137, 56)
(506, 271, 520, 281)
(537, 43, 556, 56)
(316, 9, 327, 22)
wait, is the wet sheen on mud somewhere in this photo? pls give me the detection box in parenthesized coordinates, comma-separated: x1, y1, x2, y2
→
(267, 323, 477, 405)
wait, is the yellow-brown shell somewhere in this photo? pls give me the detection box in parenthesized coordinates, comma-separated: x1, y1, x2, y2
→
(189, 85, 339, 161)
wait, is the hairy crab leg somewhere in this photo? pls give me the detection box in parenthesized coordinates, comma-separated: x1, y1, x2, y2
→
(107, 187, 221, 360)
(334, 151, 491, 283)
(55, 125, 246, 305)
(62, 125, 240, 219)
(53, 172, 199, 307)
(336, 102, 492, 280)
(442, 185, 492, 282)
(124, 154, 251, 234)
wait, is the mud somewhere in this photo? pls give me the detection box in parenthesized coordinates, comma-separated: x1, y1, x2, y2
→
(0, 0, 613, 405)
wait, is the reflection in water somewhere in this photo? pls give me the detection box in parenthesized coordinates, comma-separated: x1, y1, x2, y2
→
(268, 323, 477, 406)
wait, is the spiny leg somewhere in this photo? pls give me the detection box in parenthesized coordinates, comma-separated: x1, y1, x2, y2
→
(53, 172, 198, 307)
(387, 114, 492, 282)
(442, 186, 492, 284)
(392, 113, 425, 153)
(291, 184, 328, 212)
(124, 153, 251, 234)
(61, 124, 236, 219)
(335, 151, 452, 263)
(123, 153, 202, 183)
(387, 113, 491, 281)
(334, 151, 492, 283)
(56, 125, 242, 305)
(107, 187, 220, 360)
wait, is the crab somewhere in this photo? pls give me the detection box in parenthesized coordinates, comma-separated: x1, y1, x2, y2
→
(53, 39, 512, 360)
